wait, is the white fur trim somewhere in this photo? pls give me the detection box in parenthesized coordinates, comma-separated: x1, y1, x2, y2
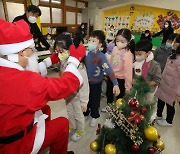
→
(43, 57, 52, 68)
(38, 62, 47, 76)
(67, 56, 80, 67)
(7, 54, 19, 62)
(0, 57, 24, 70)
(64, 63, 83, 86)
(0, 39, 34, 55)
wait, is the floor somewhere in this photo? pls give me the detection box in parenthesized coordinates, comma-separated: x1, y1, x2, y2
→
(45, 69, 180, 154)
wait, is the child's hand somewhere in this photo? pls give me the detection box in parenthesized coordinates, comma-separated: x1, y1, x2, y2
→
(175, 96, 180, 103)
(81, 106, 87, 112)
(113, 85, 120, 96)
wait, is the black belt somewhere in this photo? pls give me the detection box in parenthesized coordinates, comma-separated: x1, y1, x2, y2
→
(0, 119, 34, 144)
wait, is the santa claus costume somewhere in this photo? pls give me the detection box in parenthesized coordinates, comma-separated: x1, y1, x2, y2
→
(0, 18, 85, 154)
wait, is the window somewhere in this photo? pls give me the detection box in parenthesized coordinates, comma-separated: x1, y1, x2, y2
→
(65, 0, 76, 7)
(77, 13, 82, 25)
(77, 2, 85, 9)
(52, 8, 62, 23)
(51, 0, 61, 4)
(0, 0, 5, 19)
(39, 6, 50, 23)
(6, 2, 24, 22)
(66, 11, 75, 24)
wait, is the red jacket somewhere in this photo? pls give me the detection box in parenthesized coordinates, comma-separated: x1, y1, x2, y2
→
(0, 66, 80, 137)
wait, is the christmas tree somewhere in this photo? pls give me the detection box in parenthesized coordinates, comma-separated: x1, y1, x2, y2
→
(90, 77, 165, 154)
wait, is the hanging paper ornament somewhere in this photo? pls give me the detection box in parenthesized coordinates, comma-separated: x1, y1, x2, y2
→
(105, 144, 116, 154)
(144, 126, 158, 141)
(90, 141, 98, 152)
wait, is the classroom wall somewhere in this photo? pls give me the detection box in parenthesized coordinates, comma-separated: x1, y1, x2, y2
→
(103, 4, 180, 33)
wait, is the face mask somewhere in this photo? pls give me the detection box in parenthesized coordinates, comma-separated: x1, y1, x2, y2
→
(164, 24, 168, 28)
(47, 37, 51, 40)
(166, 42, 172, 48)
(88, 43, 97, 52)
(28, 16, 37, 24)
(145, 33, 149, 37)
(116, 42, 127, 50)
(135, 55, 145, 62)
(26, 54, 39, 72)
(58, 51, 69, 62)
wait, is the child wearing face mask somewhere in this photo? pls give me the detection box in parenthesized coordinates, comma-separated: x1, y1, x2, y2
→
(104, 28, 135, 109)
(84, 30, 120, 127)
(154, 33, 177, 72)
(140, 30, 152, 42)
(155, 34, 180, 127)
(134, 40, 161, 104)
(54, 34, 89, 142)
(46, 33, 55, 48)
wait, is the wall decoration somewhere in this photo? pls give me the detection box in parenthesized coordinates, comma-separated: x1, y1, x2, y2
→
(103, 4, 180, 33)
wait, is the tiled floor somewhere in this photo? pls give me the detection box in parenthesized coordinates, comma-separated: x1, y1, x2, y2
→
(46, 70, 180, 154)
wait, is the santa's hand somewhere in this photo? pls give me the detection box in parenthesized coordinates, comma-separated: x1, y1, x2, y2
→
(113, 85, 120, 97)
(68, 44, 86, 67)
(50, 53, 59, 64)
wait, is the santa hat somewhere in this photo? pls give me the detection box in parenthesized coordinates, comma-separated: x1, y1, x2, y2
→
(0, 18, 34, 56)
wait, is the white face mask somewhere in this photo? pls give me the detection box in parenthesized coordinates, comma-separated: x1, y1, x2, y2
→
(116, 42, 127, 50)
(26, 54, 39, 72)
(164, 24, 168, 28)
(135, 55, 145, 62)
(28, 16, 37, 24)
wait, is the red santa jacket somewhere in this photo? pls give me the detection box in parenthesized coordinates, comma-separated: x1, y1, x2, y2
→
(0, 66, 80, 137)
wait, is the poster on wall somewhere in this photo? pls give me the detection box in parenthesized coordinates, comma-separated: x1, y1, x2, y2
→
(104, 16, 130, 32)
(157, 14, 180, 29)
(134, 15, 155, 30)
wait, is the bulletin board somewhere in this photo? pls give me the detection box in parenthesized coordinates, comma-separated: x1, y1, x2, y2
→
(103, 4, 180, 33)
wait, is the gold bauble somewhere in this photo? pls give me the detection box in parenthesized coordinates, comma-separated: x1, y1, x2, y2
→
(155, 139, 165, 151)
(144, 126, 158, 141)
(105, 144, 116, 154)
(115, 98, 123, 108)
(90, 141, 98, 152)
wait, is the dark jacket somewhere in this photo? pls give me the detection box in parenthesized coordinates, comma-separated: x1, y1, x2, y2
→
(73, 27, 85, 48)
(152, 27, 174, 44)
(13, 14, 50, 50)
(154, 44, 172, 72)
(140, 34, 152, 41)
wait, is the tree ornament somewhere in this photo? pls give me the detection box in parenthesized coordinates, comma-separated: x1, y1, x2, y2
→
(142, 106, 147, 112)
(105, 144, 116, 154)
(128, 98, 139, 110)
(144, 126, 158, 141)
(148, 147, 155, 154)
(115, 98, 124, 108)
(132, 144, 139, 151)
(104, 119, 115, 129)
(127, 111, 145, 128)
(90, 141, 98, 152)
(155, 139, 165, 151)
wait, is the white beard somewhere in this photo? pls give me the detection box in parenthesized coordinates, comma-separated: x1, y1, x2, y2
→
(26, 54, 39, 73)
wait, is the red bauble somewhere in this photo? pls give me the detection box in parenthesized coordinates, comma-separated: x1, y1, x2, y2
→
(142, 107, 147, 112)
(148, 147, 155, 154)
(132, 144, 139, 151)
(139, 115, 145, 121)
(128, 98, 139, 110)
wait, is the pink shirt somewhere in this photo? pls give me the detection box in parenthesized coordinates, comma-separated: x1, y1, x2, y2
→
(109, 46, 133, 91)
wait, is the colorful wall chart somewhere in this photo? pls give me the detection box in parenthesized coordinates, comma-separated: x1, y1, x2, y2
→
(103, 4, 180, 33)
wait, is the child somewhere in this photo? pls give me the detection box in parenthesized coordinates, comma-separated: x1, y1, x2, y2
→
(135, 40, 161, 103)
(140, 30, 152, 42)
(106, 25, 116, 43)
(154, 33, 177, 72)
(54, 34, 89, 141)
(46, 33, 55, 48)
(84, 30, 120, 127)
(105, 28, 135, 107)
(155, 34, 180, 127)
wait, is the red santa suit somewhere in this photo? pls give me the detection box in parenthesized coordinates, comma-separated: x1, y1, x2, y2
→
(0, 19, 85, 154)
